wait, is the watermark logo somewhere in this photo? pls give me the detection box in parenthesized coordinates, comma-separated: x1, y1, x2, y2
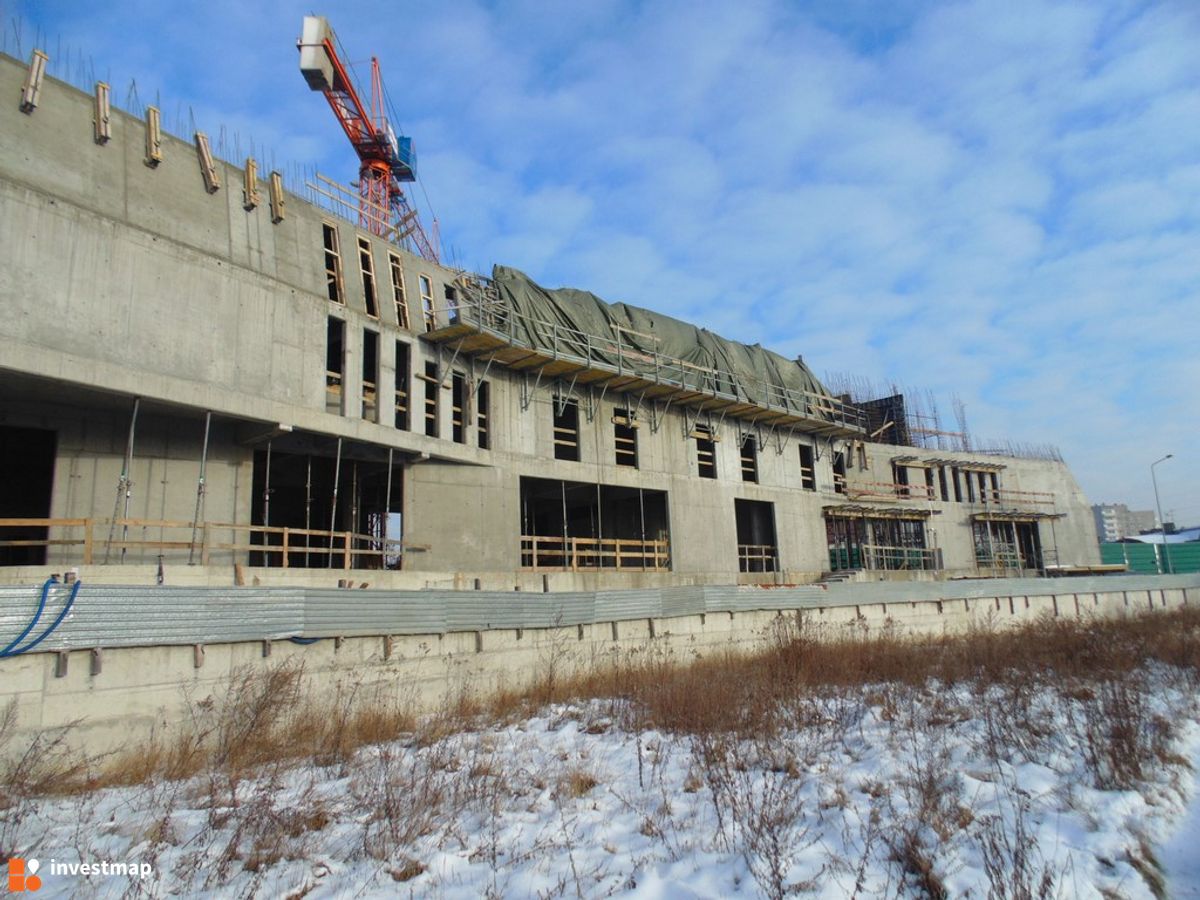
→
(7, 858, 41, 892)
(8, 856, 154, 890)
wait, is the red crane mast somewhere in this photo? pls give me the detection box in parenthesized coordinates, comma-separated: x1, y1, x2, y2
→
(298, 16, 439, 263)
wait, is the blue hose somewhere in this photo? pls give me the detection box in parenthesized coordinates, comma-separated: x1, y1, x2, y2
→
(0, 578, 53, 656)
(0, 579, 81, 658)
(288, 636, 320, 645)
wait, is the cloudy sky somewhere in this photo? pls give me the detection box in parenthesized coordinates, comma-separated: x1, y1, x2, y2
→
(7, 0, 1198, 524)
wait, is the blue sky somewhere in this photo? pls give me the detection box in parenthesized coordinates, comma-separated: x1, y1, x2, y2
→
(6, 0, 1198, 525)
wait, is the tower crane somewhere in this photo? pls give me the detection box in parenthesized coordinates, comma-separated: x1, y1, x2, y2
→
(298, 16, 439, 263)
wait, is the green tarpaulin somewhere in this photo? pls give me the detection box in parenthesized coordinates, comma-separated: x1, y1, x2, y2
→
(492, 266, 833, 411)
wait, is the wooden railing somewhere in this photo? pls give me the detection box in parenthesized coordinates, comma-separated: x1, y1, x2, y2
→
(738, 543, 778, 573)
(0, 517, 412, 569)
(828, 544, 942, 572)
(974, 545, 1024, 570)
(861, 544, 941, 571)
(981, 489, 1056, 508)
(845, 481, 936, 502)
(520, 535, 670, 572)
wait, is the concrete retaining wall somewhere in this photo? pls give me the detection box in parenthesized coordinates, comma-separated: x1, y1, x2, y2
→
(2, 574, 1197, 758)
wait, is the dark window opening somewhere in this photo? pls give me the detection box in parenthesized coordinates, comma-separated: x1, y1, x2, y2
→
(394, 341, 410, 430)
(0, 425, 56, 566)
(694, 423, 717, 479)
(477, 381, 490, 449)
(388, 253, 409, 329)
(613, 408, 638, 467)
(451, 372, 466, 444)
(973, 520, 1042, 571)
(250, 448, 403, 570)
(832, 450, 847, 494)
(893, 463, 910, 498)
(357, 237, 378, 318)
(827, 515, 937, 572)
(938, 466, 949, 502)
(361, 330, 379, 421)
(520, 476, 670, 571)
(798, 445, 816, 491)
(924, 467, 936, 499)
(554, 398, 580, 461)
(736, 498, 777, 572)
(322, 223, 343, 303)
(419, 275, 436, 331)
(423, 361, 438, 437)
(740, 434, 758, 483)
(326, 317, 345, 414)
(952, 467, 963, 502)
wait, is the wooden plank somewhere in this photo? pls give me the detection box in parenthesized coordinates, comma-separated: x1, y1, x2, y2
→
(0, 517, 89, 527)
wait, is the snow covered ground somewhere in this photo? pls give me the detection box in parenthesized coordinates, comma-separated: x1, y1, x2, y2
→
(9, 661, 1200, 899)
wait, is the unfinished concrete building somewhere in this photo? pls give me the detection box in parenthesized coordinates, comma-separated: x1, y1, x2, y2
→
(0, 48, 1102, 589)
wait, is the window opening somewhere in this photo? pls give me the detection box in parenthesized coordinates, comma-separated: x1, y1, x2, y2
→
(973, 520, 1043, 571)
(735, 499, 777, 573)
(357, 238, 378, 318)
(694, 423, 717, 479)
(394, 341, 410, 430)
(477, 381, 490, 449)
(419, 274, 436, 331)
(362, 330, 379, 421)
(388, 254, 410, 329)
(554, 398, 581, 461)
(519, 477, 671, 572)
(322, 223, 344, 304)
(832, 450, 847, 494)
(740, 434, 758, 483)
(451, 372, 466, 443)
(423, 361, 439, 437)
(826, 515, 936, 571)
(798, 445, 816, 491)
(613, 408, 638, 467)
(325, 317, 344, 414)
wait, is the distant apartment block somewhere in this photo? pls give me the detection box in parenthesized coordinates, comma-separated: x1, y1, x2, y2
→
(1092, 503, 1157, 543)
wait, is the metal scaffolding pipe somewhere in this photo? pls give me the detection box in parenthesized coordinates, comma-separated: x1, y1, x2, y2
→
(328, 438, 342, 567)
(262, 440, 273, 528)
(105, 397, 140, 564)
(188, 410, 212, 565)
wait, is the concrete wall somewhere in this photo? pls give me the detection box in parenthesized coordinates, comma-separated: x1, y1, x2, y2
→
(2, 576, 1194, 759)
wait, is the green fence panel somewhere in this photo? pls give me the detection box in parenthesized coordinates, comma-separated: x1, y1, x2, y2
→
(1101, 542, 1200, 574)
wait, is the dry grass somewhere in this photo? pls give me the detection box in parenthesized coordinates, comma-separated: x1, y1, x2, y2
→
(8, 607, 1199, 800)
(557, 768, 599, 799)
(94, 662, 418, 791)
(466, 607, 1200, 743)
